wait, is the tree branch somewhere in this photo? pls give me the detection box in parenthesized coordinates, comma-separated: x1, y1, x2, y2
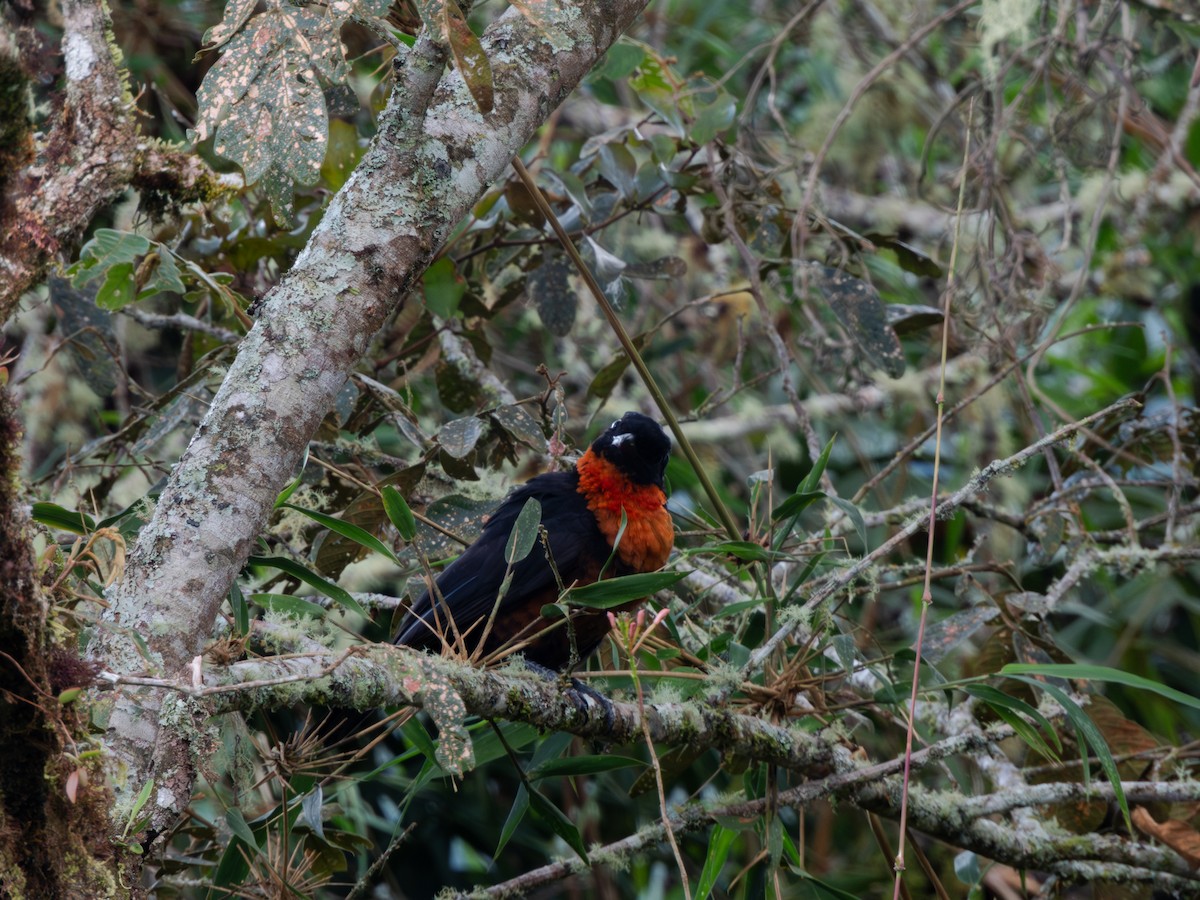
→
(0, 0, 228, 321)
(747, 395, 1144, 670)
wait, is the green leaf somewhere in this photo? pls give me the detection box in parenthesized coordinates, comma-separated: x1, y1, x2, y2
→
(787, 868, 863, 899)
(865, 233, 945, 279)
(247, 555, 367, 619)
(964, 684, 1060, 761)
(827, 496, 867, 548)
(125, 778, 155, 838)
(250, 593, 328, 618)
(704, 540, 788, 562)
(494, 783, 529, 857)
(600, 508, 628, 580)
(1009, 675, 1131, 833)
(58, 688, 83, 705)
(692, 91, 737, 145)
(770, 490, 824, 522)
(144, 244, 186, 296)
(381, 485, 417, 542)
(299, 787, 325, 840)
(953, 850, 982, 885)
(1001, 663, 1200, 711)
(95, 262, 138, 310)
(527, 786, 589, 863)
(597, 142, 637, 199)
(399, 716, 440, 766)
(321, 119, 365, 192)
(210, 837, 251, 890)
(566, 571, 687, 609)
(225, 808, 257, 848)
(711, 599, 764, 619)
(32, 502, 96, 534)
(696, 823, 737, 898)
(505, 498, 542, 564)
(593, 42, 645, 82)
(470, 721, 542, 771)
(228, 581, 249, 635)
(283, 502, 400, 564)
(801, 436, 835, 493)
(527, 755, 644, 780)
(273, 446, 309, 509)
(772, 435, 837, 548)
(587, 333, 649, 401)
(69, 229, 150, 286)
(767, 814, 784, 871)
(423, 257, 467, 319)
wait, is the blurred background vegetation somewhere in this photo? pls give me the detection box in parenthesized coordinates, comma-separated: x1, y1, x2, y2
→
(8, 0, 1200, 896)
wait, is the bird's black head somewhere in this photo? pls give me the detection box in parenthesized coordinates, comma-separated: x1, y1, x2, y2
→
(589, 412, 671, 487)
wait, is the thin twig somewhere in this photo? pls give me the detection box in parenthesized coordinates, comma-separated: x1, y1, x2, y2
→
(893, 97, 973, 898)
(345, 823, 417, 900)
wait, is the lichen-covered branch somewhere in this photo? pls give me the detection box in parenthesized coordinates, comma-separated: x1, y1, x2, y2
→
(469, 774, 1200, 898)
(747, 395, 1144, 670)
(97, 644, 1200, 892)
(105, 646, 836, 773)
(0, 0, 226, 322)
(88, 0, 651, 845)
(168, 645, 1194, 896)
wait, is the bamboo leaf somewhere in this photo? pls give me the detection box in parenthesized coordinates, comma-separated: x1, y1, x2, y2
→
(381, 485, 417, 542)
(283, 502, 400, 564)
(566, 571, 686, 609)
(1009, 675, 1131, 834)
(528, 754, 644, 780)
(527, 786, 589, 863)
(1001, 663, 1200, 711)
(248, 555, 367, 618)
(32, 502, 96, 534)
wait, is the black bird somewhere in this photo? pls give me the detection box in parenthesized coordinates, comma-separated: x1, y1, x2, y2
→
(395, 411, 673, 670)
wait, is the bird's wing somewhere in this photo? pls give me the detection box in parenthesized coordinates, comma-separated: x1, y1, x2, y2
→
(395, 470, 606, 648)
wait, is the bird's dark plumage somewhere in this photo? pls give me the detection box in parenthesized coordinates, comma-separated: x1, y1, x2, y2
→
(396, 412, 673, 670)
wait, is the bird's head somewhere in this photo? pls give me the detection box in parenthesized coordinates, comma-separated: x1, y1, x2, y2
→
(589, 412, 671, 488)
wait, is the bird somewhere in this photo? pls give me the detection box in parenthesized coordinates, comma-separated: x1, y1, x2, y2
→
(395, 411, 673, 670)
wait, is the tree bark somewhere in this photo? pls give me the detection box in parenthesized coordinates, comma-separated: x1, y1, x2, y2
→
(88, 0, 651, 852)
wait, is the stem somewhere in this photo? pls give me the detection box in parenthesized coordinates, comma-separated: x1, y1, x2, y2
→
(892, 98, 973, 899)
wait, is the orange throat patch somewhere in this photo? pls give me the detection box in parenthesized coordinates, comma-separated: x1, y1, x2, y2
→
(576, 448, 673, 572)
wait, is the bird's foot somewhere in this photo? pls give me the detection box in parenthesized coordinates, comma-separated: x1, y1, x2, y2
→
(522, 661, 616, 732)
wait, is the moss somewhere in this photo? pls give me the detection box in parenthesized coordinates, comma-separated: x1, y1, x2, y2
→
(504, 687, 535, 720)
(57, 844, 118, 898)
(0, 51, 32, 187)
